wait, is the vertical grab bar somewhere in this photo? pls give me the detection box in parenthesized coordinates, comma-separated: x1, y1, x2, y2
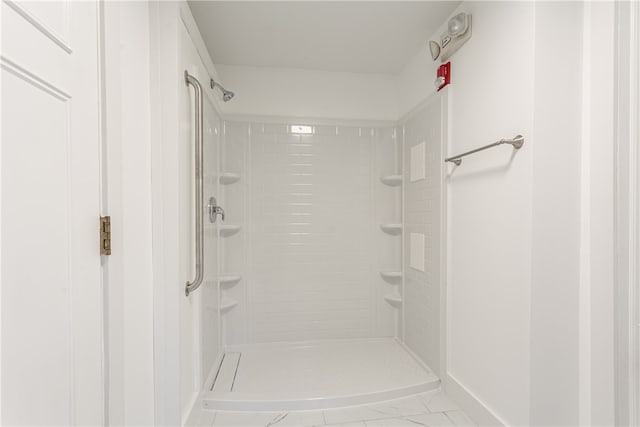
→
(184, 70, 204, 297)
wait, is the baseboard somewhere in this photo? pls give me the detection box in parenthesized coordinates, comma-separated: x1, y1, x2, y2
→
(444, 373, 506, 427)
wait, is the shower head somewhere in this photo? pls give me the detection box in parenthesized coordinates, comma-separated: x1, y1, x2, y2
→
(211, 79, 235, 102)
(222, 90, 235, 102)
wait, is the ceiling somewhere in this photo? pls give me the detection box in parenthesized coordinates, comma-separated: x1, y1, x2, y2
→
(188, 1, 460, 75)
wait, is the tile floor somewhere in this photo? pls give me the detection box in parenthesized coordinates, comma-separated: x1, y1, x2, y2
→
(195, 388, 475, 426)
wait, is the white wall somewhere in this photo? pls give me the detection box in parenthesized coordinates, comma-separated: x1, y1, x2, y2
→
(398, 3, 535, 425)
(215, 65, 399, 122)
(102, 2, 155, 425)
(531, 2, 615, 426)
(401, 93, 446, 376)
(583, 5, 615, 424)
(530, 4, 584, 424)
(396, 2, 616, 425)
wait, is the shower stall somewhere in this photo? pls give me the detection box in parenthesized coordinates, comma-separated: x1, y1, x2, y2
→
(163, 3, 447, 421)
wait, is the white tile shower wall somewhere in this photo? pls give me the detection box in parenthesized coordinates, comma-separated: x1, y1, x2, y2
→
(375, 126, 402, 337)
(220, 121, 249, 345)
(228, 122, 399, 344)
(402, 94, 445, 375)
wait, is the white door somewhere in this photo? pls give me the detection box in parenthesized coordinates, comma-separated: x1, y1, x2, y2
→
(1, 1, 104, 425)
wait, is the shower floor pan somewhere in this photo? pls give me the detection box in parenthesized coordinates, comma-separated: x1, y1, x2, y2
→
(201, 337, 439, 411)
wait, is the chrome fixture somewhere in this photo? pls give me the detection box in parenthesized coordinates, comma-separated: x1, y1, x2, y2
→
(445, 135, 524, 166)
(184, 70, 205, 297)
(207, 196, 225, 223)
(210, 79, 235, 102)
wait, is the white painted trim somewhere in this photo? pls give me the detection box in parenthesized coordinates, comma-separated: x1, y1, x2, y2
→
(614, 0, 640, 425)
(401, 118, 406, 344)
(0, 55, 71, 100)
(439, 88, 450, 383)
(95, 1, 109, 423)
(578, 4, 592, 425)
(150, 2, 182, 425)
(223, 113, 395, 128)
(444, 374, 504, 427)
(3, 0, 72, 53)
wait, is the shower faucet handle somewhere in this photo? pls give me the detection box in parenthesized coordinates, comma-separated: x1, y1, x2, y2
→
(207, 196, 225, 223)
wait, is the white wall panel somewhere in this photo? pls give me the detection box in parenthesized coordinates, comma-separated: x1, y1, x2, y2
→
(402, 94, 445, 375)
(220, 121, 249, 345)
(226, 122, 398, 343)
(398, 3, 535, 425)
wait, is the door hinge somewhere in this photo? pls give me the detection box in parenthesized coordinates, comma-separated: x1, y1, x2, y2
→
(100, 216, 111, 255)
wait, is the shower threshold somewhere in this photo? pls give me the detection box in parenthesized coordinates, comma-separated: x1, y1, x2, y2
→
(201, 337, 439, 411)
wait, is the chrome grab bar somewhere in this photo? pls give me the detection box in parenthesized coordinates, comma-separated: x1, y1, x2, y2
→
(445, 135, 525, 166)
(185, 70, 204, 297)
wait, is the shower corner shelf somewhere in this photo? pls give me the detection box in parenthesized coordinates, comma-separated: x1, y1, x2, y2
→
(219, 224, 242, 236)
(384, 294, 403, 306)
(219, 172, 241, 185)
(219, 274, 242, 285)
(218, 297, 239, 312)
(380, 271, 402, 281)
(380, 224, 403, 235)
(380, 174, 402, 186)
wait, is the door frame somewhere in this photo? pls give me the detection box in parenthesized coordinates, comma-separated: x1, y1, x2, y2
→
(614, 0, 639, 425)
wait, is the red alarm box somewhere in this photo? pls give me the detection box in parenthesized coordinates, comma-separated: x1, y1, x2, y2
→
(435, 62, 451, 91)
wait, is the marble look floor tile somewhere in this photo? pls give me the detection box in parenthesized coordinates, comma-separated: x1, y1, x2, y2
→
(211, 411, 280, 426)
(323, 406, 394, 425)
(211, 410, 325, 427)
(271, 411, 325, 426)
(212, 411, 280, 426)
(365, 395, 431, 418)
(420, 391, 459, 413)
(200, 389, 472, 427)
(444, 410, 475, 426)
(365, 417, 431, 426)
(363, 412, 454, 426)
(404, 413, 454, 426)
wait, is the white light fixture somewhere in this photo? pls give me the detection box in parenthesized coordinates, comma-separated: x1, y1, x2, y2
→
(429, 12, 472, 62)
(290, 125, 314, 134)
(448, 13, 469, 37)
(429, 40, 441, 61)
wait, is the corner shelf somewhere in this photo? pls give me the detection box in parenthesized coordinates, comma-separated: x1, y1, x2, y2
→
(380, 271, 402, 281)
(380, 174, 402, 187)
(384, 293, 403, 306)
(380, 224, 402, 235)
(219, 224, 241, 237)
(219, 172, 241, 185)
(219, 275, 242, 286)
(218, 297, 239, 312)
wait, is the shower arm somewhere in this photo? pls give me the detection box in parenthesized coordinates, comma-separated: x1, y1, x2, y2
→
(184, 70, 205, 297)
(210, 79, 234, 101)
